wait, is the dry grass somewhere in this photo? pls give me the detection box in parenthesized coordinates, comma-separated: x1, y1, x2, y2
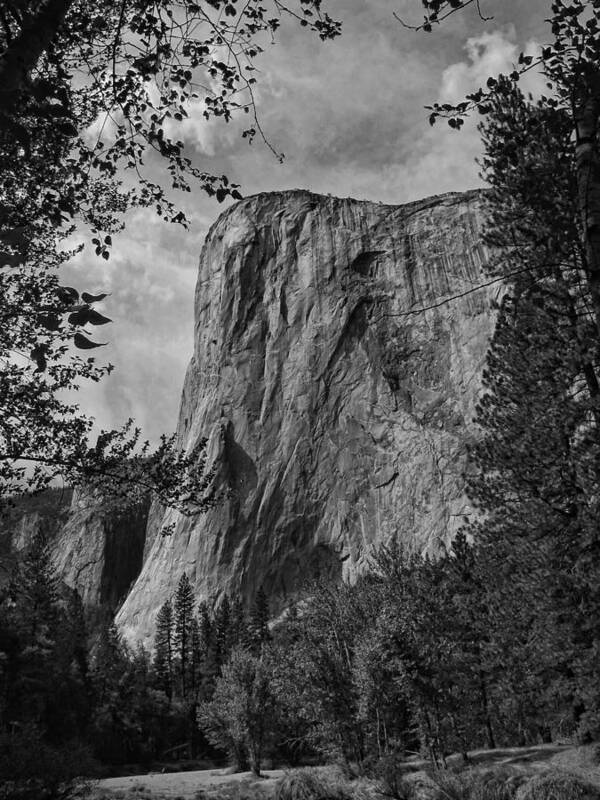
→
(91, 744, 600, 800)
(425, 765, 528, 800)
(195, 775, 277, 800)
(515, 770, 600, 800)
(273, 767, 356, 800)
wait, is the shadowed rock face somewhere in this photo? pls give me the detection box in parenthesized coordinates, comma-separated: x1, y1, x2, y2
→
(52, 491, 148, 611)
(117, 188, 499, 645)
(1, 488, 147, 614)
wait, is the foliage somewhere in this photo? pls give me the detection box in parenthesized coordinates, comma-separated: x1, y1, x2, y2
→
(0, 723, 96, 800)
(88, 623, 183, 765)
(516, 770, 600, 800)
(248, 587, 270, 652)
(0, 537, 99, 796)
(372, 754, 420, 800)
(463, 62, 600, 743)
(274, 768, 352, 800)
(197, 645, 276, 775)
(154, 600, 174, 699)
(0, 532, 92, 746)
(427, 766, 528, 800)
(0, 0, 340, 504)
(174, 573, 195, 698)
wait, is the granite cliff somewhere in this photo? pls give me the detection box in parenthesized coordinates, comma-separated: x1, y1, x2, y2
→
(114, 188, 499, 645)
(51, 491, 148, 611)
(1, 488, 148, 614)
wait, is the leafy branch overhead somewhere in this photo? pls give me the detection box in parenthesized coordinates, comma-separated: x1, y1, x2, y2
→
(0, 0, 340, 507)
(0, 0, 341, 250)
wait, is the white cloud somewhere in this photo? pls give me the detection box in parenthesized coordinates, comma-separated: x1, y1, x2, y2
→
(441, 29, 519, 102)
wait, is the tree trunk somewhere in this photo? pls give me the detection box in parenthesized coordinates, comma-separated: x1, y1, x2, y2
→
(0, 0, 75, 114)
(576, 71, 600, 333)
(476, 655, 496, 750)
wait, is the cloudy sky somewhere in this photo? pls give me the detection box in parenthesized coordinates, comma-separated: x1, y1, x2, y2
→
(63, 0, 550, 443)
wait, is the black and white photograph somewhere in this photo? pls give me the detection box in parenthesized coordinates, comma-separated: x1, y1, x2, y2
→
(2, 1, 600, 798)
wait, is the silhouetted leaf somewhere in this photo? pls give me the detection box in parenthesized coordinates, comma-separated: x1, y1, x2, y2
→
(30, 344, 48, 372)
(85, 309, 111, 325)
(73, 333, 107, 349)
(81, 292, 109, 303)
(57, 286, 79, 305)
(68, 307, 111, 326)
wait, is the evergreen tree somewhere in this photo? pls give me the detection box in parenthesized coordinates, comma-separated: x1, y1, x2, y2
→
(214, 595, 232, 669)
(92, 621, 129, 711)
(14, 531, 60, 638)
(154, 600, 174, 700)
(197, 601, 219, 700)
(189, 616, 201, 702)
(248, 587, 270, 652)
(442, 533, 497, 750)
(173, 574, 195, 699)
(464, 81, 600, 740)
(230, 596, 248, 652)
(1, 533, 90, 745)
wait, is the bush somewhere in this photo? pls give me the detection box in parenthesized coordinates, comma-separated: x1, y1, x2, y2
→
(0, 724, 96, 800)
(516, 770, 600, 800)
(274, 769, 352, 800)
(429, 766, 527, 800)
(373, 753, 418, 800)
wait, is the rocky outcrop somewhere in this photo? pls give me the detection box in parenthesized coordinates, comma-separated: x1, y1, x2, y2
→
(52, 491, 149, 611)
(0, 488, 73, 588)
(0, 487, 148, 612)
(117, 188, 499, 645)
(0, 487, 148, 614)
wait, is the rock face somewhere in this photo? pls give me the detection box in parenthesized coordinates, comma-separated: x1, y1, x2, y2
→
(1, 488, 147, 612)
(0, 488, 73, 588)
(52, 491, 149, 611)
(117, 188, 499, 645)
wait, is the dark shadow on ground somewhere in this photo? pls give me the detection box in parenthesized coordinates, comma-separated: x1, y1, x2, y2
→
(402, 744, 571, 773)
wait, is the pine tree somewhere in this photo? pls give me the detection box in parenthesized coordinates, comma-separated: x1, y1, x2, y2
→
(189, 616, 201, 702)
(463, 81, 600, 740)
(442, 533, 497, 750)
(197, 601, 219, 700)
(92, 620, 128, 709)
(214, 595, 231, 668)
(1, 534, 91, 745)
(173, 574, 194, 698)
(248, 588, 270, 652)
(230, 596, 248, 651)
(198, 601, 213, 653)
(154, 600, 174, 699)
(14, 530, 60, 638)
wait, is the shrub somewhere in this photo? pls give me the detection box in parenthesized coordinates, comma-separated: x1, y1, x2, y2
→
(0, 724, 96, 800)
(274, 769, 352, 800)
(516, 770, 600, 800)
(373, 753, 418, 800)
(429, 766, 527, 800)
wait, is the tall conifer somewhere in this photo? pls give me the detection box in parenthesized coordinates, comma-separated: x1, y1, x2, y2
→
(154, 600, 174, 699)
(466, 80, 600, 738)
(173, 574, 194, 698)
(249, 587, 270, 651)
